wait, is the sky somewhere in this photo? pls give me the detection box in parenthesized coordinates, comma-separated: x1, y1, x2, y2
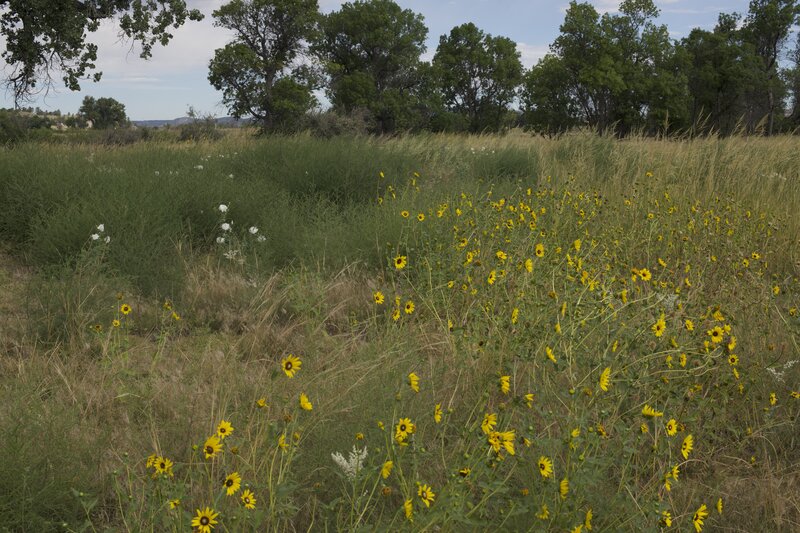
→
(0, 0, 752, 120)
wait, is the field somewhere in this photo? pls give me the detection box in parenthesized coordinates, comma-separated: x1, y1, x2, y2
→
(0, 131, 798, 532)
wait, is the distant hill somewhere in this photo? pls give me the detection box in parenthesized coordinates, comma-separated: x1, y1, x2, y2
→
(132, 116, 251, 128)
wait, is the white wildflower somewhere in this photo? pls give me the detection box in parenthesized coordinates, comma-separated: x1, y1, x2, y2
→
(218, 204, 228, 213)
(194, 164, 204, 170)
(97, 224, 105, 232)
(90, 233, 100, 241)
(216, 237, 225, 244)
(256, 235, 267, 243)
(331, 446, 368, 480)
(221, 222, 231, 231)
(104, 236, 111, 244)
(249, 226, 259, 235)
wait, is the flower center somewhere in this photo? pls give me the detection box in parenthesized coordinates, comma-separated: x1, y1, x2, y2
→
(200, 517, 209, 525)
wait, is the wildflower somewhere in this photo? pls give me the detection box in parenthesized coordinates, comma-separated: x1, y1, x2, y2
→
(458, 467, 471, 477)
(708, 326, 724, 343)
(153, 456, 173, 477)
(277, 433, 288, 450)
(535, 243, 545, 257)
(192, 507, 219, 533)
(574, 239, 582, 251)
(169, 498, 180, 509)
(223, 472, 241, 496)
(120, 303, 132, 315)
(680, 353, 687, 367)
(525, 393, 535, 408)
(537, 504, 550, 519)
(401, 210, 409, 218)
(418, 484, 435, 507)
(599, 367, 611, 392)
(221, 222, 231, 231)
(525, 258, 533, 272)
(381, 461, 393, 479)
(642, 404, 664, 418)
(538, 456, 553, 478)
(728, 354, 739, 366)
(408, 372, 420, 392)
(299, 393, 313, 411)
(665, 419, 678, 436)
(112, 319, 120, 328)
(560, 478, 569, 499)
(585, 508, 593, 530)
(434, 403, 442, 423)
(281, 355, 301, 378)
(104, 236, 111, 243)
(392, 309, 401, 321)
(681, 434, 694, 459)
(203, 436, 222, 459)
(652, 315, 666, 337)
(685, 319, 694, 331)
(496, 250, 507, 261)
(331, 446, 367, 480)
(546, 346, 557, 363)
(773, 285, 780, 296)
(769, 392, 777, 406)
(693, 503, 708, 532)
(248, 226, 259, 234)
(216, 420, 233, 440)
(256, 397, 267, 408)
(481, 413, 497, 435)
(373, 291, 385, 304)
(660, 510, 673, 527)
(394, 255, 407, 270)
(499, 375, 510, 394)
(404, 499, 413, 522)
(639, 268, 652, 281)
(90, 233, 100, 241)
(717, 498, 723, 514)
(511, 307, 519, 324)
(487, 270, 497, 285)
(570, 527, 583, 533)
(241, 489, 256, 509)
(395, 418, 415, 442)
(404, 300, 415, 314)
(216, 237, 225, 244)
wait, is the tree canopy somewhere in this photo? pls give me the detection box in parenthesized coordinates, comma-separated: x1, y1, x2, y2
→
(0, 0, 203, 103)
(78, 95, 127, 129)
(208, 0, 319, 132)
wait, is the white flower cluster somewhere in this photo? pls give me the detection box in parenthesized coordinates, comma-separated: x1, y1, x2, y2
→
(215, 204, 266, 243)
(90, 223, 110, 243)
(331, 446, 368, 480)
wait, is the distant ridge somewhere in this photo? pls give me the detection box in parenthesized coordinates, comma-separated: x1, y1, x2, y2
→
(132, 116, 251, 128)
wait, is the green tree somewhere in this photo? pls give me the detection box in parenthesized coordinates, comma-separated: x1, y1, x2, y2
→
(314, 0, 428, 133)
(78, 96, 128, 129)
(741, 0, 800, 134)
(208, 0, 319, 132)
(520, 55, 579, 136)
(0, 0, 202, 103)
(432, 23, 523, 132)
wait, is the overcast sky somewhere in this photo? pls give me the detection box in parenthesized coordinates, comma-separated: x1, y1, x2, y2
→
(0, 0, 751, 120)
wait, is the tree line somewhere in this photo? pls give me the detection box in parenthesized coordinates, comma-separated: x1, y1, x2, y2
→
(2, 0, 799, 136)
(205, 0, 800, 136)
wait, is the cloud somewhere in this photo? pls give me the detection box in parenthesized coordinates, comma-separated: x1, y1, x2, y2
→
(516, 43, 549, 68)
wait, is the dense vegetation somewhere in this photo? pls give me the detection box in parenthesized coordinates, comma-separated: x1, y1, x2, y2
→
(0, 132, 798, 531)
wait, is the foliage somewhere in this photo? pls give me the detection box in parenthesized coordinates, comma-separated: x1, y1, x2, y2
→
(208, 0, 320, 133)
(0, 0, 203, 102)
(433, 23, 523, 132)
(314, 0, 429, 133)
(78, 96, 128, 129)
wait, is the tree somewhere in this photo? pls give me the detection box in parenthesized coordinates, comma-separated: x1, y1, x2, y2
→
(432, 23, 523, 132)
(208, 0, 320, 132)
(78, 96, 128, 129)
(520, 55, 579, 136)
(741, 0, 800, 134)
(314, 0, 428, 133)
(0, 0, 203, 103)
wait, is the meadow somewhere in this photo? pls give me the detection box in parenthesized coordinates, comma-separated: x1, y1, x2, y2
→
(0, 131, 798, 532)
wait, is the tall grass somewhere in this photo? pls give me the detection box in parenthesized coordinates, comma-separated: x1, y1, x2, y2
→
(0, 131, 798, 531)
